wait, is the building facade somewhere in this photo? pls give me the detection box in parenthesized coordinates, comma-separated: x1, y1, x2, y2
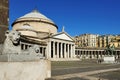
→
(110, 35, 120, 47)
(12, 10, 75, 61)
(74, 34, 120, 60)
(10, 9, 120, 61)
(75, 34, 119, 48)
(46, 32, 75, 60)
(75, 47, 120, 60)
(75, 34, 98, 48)
(97, 35, 114, 48)
(0, 0, 9, 43)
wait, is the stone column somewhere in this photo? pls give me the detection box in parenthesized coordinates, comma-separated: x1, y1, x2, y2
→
(57, 42, 59, 58)
(60, 43, 63, 58)
(91, 51, 93, 59)
(98, 51, 100, 59)
(87, 50, 90, 59)
(68, 44, 70, 58)
(73, 45, 75, 58)
(72, 44, 74, 58)
(51, 42, 53, 58)
(64, 43, 66, 58)
(81, 50, 83, 58)
(70, 44, 73, 58)
(48, 41, 51, 59)
(85, 50, 86, 58)
(53, 42, 55, 58)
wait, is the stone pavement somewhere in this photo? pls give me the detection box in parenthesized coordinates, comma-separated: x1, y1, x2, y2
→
(52, 64, 120, 76)
(48, 68, 120, 80)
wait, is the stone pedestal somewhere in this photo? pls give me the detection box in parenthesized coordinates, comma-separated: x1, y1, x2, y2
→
(0, 60, 51, 80)
(103, 56, 115, 63)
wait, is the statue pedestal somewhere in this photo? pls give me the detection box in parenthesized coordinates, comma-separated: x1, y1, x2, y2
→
(103, 56, 115, 63)
(0, 60, 51, 80)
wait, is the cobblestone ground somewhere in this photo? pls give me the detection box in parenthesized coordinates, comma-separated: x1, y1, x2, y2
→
(46, 60, 120, 80)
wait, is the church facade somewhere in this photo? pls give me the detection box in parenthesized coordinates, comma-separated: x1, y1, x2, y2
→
(46, 32, 75, 60)
(12, 10, 76, 61)
(11, 9, 120, 61)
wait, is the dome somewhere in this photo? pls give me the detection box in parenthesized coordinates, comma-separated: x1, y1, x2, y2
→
(12, 9, 57, 27)
(12, 9, 58, 35)
(18, 10, 54, 24)
(21, 10, 47, 18)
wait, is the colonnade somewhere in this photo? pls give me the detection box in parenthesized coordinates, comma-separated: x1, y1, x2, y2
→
(21, 43, 46, 57)
(50, 41, 75, 59)
(75, 49, 120, 59)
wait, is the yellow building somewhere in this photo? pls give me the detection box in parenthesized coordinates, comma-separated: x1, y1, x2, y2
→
(97, 35, 114, 48)
(75, 34, 98, 48)
(110, 35, 120, 47)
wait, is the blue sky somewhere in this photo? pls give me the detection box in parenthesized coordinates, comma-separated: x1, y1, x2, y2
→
(9, 0, 120, 36)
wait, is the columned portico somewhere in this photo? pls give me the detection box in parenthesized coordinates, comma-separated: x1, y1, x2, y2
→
(50, 40, 75, 60)
(46, 32, 75, 61)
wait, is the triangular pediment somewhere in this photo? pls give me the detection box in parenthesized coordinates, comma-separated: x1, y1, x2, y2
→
(52, 32, 74, 41)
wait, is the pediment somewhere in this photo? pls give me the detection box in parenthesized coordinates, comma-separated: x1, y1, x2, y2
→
(52, 32, 74, 41)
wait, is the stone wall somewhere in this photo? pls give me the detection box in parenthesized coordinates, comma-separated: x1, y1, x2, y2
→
(0, 0, 9, 43)
(0, 27, 8, 43)
(0, 60, 51, 80)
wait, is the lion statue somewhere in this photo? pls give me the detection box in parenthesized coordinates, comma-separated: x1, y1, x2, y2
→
(2, 30, 21, 54)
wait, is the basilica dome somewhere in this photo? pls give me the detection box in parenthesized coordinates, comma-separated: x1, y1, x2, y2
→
(12, 9, 58, 37)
